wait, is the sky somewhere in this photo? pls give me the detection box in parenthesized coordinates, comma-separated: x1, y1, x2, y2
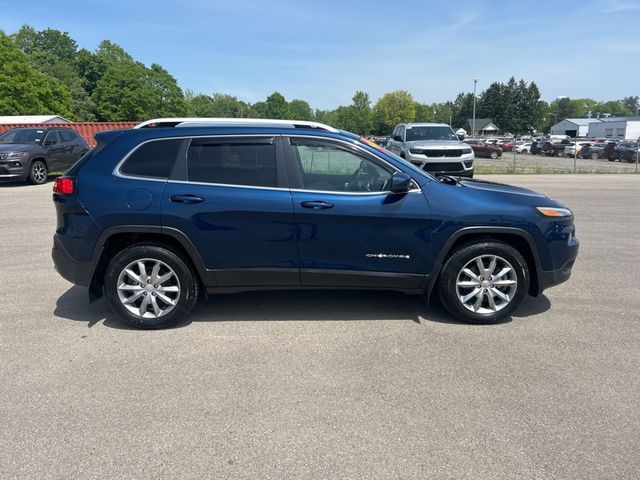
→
(2, 0, 639, 110)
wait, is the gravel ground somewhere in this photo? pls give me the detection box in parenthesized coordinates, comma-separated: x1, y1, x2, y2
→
(0, 175, 638, 479)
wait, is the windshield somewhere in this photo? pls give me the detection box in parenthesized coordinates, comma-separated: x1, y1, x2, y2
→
(0, 128, 44, 145)
(405, 126, 457, 142)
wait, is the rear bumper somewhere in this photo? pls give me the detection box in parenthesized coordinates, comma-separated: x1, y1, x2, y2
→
(52, 234, 92, 286)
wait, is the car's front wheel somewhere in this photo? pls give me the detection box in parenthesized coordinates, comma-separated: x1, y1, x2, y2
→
(28, 160, 48, 184)
(437, 241, 529, 324)
(104, 245, 199, 329)
(490, 151, 498, 159)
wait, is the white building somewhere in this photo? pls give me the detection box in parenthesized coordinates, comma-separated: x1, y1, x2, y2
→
(587, 117, 640, 141)
(0, 115, 70, 124)
(550, 118, 600, 138)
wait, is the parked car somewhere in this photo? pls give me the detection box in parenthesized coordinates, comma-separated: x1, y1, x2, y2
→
(615, 141, 639, 162)
(579, 143, 606, 159)
(603, 141, 621, 161)
(386, 123, 475, 177)
(619, 143, 640, 163)
(0, 127, 89, 184)
(515, 143, 533, 154)
(464, 139, 502, 159)
(371, 136, 389, 147)
(541, 140, 571, 157)
(51, 118, 579, 329)
(500, 141, 515, 152)
(530, 140, 544, 155)
(563, 141, 591, 157)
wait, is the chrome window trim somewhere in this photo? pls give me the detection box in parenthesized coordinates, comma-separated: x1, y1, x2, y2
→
(286, 134, 422, 193)
(113, 133, 422, 194)
(113, 134, 277, 182)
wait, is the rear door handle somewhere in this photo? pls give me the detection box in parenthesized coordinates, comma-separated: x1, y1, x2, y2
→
(170, 194, 204, 204)
(301, 200, 334, 210)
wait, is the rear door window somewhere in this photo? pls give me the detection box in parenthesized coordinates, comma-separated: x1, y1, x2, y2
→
(120, 139, 183, 179)
(186, 138, 278, 187)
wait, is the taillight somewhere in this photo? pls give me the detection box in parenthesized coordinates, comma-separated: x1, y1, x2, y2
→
(53, 177, 74, 195)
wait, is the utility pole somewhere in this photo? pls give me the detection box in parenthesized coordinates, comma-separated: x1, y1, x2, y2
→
(472, 78, 479, 138)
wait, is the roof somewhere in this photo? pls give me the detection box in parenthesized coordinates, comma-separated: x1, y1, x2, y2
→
(560, 118, 602, 126)
(466, 118, 497, 130)
(134, 118, 338, 132)
(598, 116, 640, 122)
(0, 115, 71, 124)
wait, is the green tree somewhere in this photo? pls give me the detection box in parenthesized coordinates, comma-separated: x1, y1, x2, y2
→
(622, 96, 639, 115)
(94, 61, 188, 120)
(11, 25, 94, 119)
(0, 33, 72, 116)
(372, 90, 416, 134)
(187, 93, 243, 117)
(288, 99, 314, 121)
(451, 92, 475, 129)
(147, 63, 189, 117)
(414, 103, 435, 122)
(263, 92, 290, 119)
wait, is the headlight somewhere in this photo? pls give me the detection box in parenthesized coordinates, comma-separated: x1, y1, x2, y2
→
(3, 152, 28, 159)
(463, 148, 472, 154)
(536, 207, 573, 218)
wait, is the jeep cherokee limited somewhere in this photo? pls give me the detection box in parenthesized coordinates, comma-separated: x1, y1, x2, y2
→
(0, 127, 89, 184)
(52, 118, 579, 329)
(386, 123, 475, 177)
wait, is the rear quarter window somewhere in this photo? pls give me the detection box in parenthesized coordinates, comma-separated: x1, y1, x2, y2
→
(120, 139, 183, 179)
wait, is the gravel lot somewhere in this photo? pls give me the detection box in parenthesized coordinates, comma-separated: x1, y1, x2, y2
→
(0, 175, 638, 479)
(476, 152, 639, 174)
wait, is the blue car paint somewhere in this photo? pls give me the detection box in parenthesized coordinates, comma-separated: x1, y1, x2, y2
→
(52, 125, 579, 298)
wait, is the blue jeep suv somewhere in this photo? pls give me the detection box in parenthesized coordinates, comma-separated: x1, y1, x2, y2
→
(52, 118, 579, 329)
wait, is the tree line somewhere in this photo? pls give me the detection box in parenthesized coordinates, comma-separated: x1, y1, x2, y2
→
(1, 26, 638, 135)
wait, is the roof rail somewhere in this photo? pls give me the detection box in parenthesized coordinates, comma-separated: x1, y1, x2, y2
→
(133, 118, 339, 132)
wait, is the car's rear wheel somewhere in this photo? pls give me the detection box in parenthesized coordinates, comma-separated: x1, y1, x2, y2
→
(28, 160, 48, 184)
(591, 152, 599, 159)
(104, 245, 199, 329)
(490, 151, 498, 159)
(522, 149, 528, 154)
(437, 241, 529, 324)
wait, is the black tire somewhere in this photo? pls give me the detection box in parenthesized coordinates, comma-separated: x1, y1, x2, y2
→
(591, 152, 599, 160)
(607, 157, 614, 162)
(490, 151, 498, 159)
(28, 160, 48, 185)
(436, 241, 529, 324)
(556, 150, 564, 157)
(104, 244, 199, 329)
(522, 149, 528, 154)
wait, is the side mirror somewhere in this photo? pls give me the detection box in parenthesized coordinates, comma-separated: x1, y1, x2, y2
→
(43, 140, 55, 146)
(393, 135, 403, 142)
(457, 134, 465, 141)
(389, 172, 412, 193)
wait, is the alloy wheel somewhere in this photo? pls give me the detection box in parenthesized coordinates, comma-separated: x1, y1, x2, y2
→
(116, 258, 181, 318)
(31, 163, 47, 183)
(455, 254, 518, 314)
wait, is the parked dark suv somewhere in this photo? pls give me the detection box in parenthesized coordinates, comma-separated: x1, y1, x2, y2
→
(52, 118, 579, 329)
(0, 127, 89, 184)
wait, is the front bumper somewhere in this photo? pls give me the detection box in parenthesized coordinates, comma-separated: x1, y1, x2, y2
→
(52, 234, 93, 286)
(406, 153, 475, 176)
(0, 161, 28, 180)
(538, 236, 580, 292)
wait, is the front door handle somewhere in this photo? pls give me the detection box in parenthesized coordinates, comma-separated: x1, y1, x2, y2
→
(301, 200, 334, 210)
(170, 194, 204, 204)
